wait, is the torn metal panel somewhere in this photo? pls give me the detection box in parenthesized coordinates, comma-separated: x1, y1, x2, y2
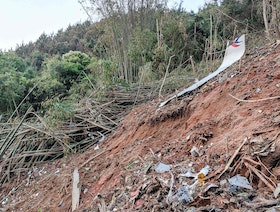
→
(159, 35, 246, 107)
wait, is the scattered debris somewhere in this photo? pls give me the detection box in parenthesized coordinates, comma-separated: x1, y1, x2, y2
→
(1, 40, 280, 211)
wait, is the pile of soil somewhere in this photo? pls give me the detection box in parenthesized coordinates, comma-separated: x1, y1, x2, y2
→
(1, 42, 280, 211)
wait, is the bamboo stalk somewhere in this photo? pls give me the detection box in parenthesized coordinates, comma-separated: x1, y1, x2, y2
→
(0, 82, 175, 183)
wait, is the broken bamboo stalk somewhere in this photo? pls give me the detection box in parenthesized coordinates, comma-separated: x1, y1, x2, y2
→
(244, 162, 275, 192)
(218, 137, 248, 179)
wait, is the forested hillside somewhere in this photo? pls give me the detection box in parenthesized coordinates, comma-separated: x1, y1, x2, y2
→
(1, 1, 280, 210)
(1, 0, 278, 120)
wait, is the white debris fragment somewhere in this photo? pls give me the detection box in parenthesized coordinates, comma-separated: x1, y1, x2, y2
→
(1, 197, 8, 205)
(256, 87, 261, 93)
(274, 183, 280, 198)
(190, 146, 200, 157)
(178, 169, 196, 178)
(197, 165, 211, 179)
(179, 165, 211, 180)
(154, 162, 171, 173)
(72, 168, 80, 211)
(173, 186, 193, 203)
(83, 188, 89, 194)
(228, 174, 253, 190)
(97, 131, 105, 142)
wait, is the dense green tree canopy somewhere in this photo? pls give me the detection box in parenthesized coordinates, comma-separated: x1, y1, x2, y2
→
(0, 53, 35, 112)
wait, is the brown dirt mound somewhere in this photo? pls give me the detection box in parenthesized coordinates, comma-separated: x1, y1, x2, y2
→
(1, 43, 280, 211)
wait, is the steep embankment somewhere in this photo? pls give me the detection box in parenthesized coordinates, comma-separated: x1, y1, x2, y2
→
(1, 43, 280, 211)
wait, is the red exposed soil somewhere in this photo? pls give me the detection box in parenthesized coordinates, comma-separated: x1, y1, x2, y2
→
(1, 43, 280, 211)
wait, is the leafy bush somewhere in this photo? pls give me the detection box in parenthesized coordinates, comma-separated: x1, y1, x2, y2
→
(87, 57, 118, 88)
(0, 53, 35, 113)
(42, 97, 76, 127)
(45, 51, 91, 90)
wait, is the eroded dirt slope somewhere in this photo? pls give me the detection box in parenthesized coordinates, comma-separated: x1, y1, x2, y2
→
(1, 43, 280, 211)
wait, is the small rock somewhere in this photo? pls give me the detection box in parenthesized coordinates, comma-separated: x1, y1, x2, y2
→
(273, 115, 280, 124)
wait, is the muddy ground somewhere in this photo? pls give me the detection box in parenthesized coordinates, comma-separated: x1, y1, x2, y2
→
(1, 43, 280, 211)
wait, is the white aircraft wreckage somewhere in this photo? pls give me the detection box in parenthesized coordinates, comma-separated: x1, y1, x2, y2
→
(159, 34, 246, 107)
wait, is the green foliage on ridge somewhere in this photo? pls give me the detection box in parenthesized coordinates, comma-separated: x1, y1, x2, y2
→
(0, 0, 270, 118)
